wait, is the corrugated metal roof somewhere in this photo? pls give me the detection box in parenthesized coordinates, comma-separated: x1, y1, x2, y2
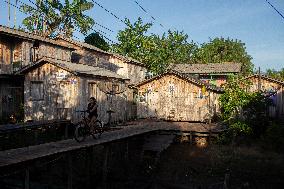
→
(17, 57, 129, 80)
(0, 25, 74, 49)
(169, 62, 242, 74)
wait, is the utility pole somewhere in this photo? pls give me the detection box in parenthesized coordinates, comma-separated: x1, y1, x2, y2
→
(8, 0, 11, 27)
(14, 0, 18, 28)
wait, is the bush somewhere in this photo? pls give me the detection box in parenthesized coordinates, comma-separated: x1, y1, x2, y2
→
(261, 123, 284, 152)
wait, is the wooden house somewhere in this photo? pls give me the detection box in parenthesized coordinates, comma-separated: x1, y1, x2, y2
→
(135, 71, 223, 122)
(168, 62, 242, 87)
(55, 37, 148, 85)
(0, 25, 74, 123)
(17, 57, 135, 124)
(243, 74, 284, 117)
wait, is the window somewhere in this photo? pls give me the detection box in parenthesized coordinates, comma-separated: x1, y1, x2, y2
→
(88, 82, 97, 99)
(30, 81, 44, 100)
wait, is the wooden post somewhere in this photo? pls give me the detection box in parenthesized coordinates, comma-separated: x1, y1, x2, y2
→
(102, 144, 110, 189)
(67, 153, 73, 189)
(258, 67, 261, 92)
(189, 131, 193, 145)
(86, 147, 94, 189)
(24, 168, 29, 189)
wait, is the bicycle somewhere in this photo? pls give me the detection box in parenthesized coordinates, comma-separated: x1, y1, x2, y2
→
(74, 110, 104, 142)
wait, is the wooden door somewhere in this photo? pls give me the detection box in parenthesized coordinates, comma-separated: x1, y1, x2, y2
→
(147, 91, 159, 118)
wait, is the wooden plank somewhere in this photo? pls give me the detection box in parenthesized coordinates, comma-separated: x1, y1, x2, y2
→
(0, 121, 224, 169)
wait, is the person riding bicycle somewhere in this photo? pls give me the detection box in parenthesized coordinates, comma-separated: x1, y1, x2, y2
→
(87, 97, 98, 128)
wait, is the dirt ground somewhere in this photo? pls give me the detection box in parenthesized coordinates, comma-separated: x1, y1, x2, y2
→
(154, 143, 284, 189)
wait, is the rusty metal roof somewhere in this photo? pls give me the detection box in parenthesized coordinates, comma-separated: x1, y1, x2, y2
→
(168, 62, 242, 74)
(0, 25, 74, 49)
(17, 57, 129, 80)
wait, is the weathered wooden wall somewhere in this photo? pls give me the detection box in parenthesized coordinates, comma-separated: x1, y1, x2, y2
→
(72, 49, 147, 84)
(1, 34, 73, 74)
(0, 37, 15, 73)
(137, 74, 220, 122)
(24, 63, 135, 123)
(246, 76, 284, 117)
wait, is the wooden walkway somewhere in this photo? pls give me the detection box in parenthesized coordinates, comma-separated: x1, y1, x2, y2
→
(0, 120, 225, 168)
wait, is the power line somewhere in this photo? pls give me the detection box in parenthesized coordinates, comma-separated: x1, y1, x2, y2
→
(27, 0, 114, 33)
(91, 0, 126, 25)
(6, 0, 115, 44)
(265, 0, 284, 21)
(94, 21, 114, 33)
(133, 0, 164, 28)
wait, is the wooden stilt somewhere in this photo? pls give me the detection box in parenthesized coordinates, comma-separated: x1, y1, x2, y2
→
(102, 144, 110, 188)
(24, 168, 29, 189)
(67, 153, 73, 189)
(86, 147, 94, 189)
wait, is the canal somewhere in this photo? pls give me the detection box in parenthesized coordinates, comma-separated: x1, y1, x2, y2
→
(0, 130, 284, 189)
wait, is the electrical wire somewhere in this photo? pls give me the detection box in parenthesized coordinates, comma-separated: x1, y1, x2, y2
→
(91, 0, 126, 25)
(265, 0, 284, 21)
(133, 0, 164, 28)
(4, 0, 116, 44)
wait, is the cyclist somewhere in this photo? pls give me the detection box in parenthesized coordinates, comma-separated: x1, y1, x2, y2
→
(87, 97, 98, 129)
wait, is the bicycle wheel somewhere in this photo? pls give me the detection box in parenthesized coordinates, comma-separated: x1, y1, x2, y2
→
(93, 120, 103, 138)
(74, 123, 87, 142)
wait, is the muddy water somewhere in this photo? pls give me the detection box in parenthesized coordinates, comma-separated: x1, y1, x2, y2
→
(0, 131, 283, 189)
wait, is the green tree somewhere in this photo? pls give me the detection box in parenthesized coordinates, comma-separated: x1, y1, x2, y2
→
(112, 17, 152, 59)
(218, 76, 272, 143)
(112, 18, 197, 74)
(266, 68, 284, 80)
(21, 0, 94, 38)
(193, 37, 254, 75)
(85, 32, 110, 51)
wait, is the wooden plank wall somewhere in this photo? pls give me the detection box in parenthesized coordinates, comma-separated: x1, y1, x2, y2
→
(137, 74, 220, 122)
(24, 63, 134, 123)
(24, 63, 77, 121)
(71, 47, 147, 85)
(247, 76, 284, 117)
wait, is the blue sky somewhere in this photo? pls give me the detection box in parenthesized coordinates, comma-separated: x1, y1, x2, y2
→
(0, 0, 283, 71)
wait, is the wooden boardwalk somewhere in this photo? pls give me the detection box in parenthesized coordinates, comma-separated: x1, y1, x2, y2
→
(0, 120, 225, 168)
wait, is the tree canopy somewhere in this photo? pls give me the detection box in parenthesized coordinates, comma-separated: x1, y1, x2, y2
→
(20, 0, 94, 38)
(266, 68, 284, 81)
(112, 18, 254, 75)
(193, 38, 254, 75)
(112, 18, 197, 74)
(85, 32, 110, 51)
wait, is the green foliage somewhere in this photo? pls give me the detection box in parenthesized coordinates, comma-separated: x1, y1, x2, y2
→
(218, 77, 272, 144)
(219, 76, 252, 121)
(85, 32, 110, 51)
(20, 0, 94, 38)
(230, 121, 252, 136)
(112, 18, 197, 74)
(266, 68, 284, 81)
(193, 37, 254, 75)
(261, 123, 284, 152)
